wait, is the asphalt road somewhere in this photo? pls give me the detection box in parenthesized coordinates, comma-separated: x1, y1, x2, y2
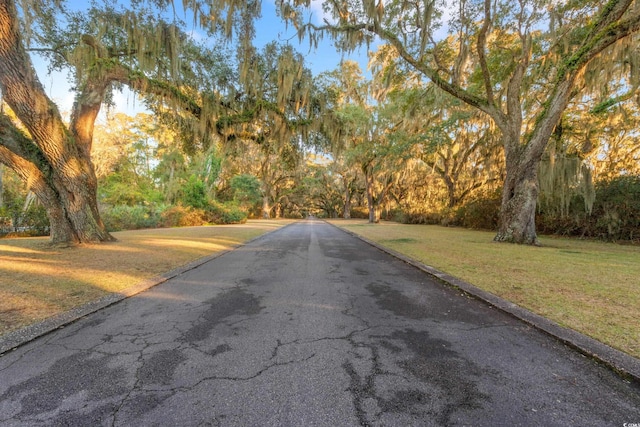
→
(0, 220, 639, 426)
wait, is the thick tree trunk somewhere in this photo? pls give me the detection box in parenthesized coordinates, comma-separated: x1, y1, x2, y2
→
(0, 0, 113, 244)
(372, 204, 382, 223)
(444, 175, 458, 209)
(0, 146, 76, 243)
(365, 172, 380, 223)
(343, 192, 352, 219)
(343, 177, 352, 219)
(262, 195, 272, 219)
(493, 77, 576, 245)
(494, 157, 539, 245)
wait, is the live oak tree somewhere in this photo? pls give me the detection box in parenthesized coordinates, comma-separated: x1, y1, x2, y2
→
(312, 62, 367, 219)
(301, 158, 357, 218)
(280, 0, 640, 244)
(321, 61, 414, 223)
(369, 47, 503, 210)
(0, 0, 259, 244)
(216, 42, 315, 218)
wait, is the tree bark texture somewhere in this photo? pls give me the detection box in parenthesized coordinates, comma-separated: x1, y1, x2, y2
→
(0, 0, 113, 244)
(493, 154, 539, 245)
(262, 195, 272, 219)
(343, 191, 352, 219)
(365, 170, 380, 223)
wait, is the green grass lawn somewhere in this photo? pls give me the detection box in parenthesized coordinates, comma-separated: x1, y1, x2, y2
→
(329, 219, 640, 359)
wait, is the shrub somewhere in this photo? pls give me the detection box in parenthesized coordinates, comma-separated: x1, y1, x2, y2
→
(182, 175, 209, 209)
(0, 203, 50, 237)
(103, 203, 169, 231)
(535, 212, 587, 237)
(160, 205, 208, 228)
(349, 207, 369, 219)
(534, 176, 640, 242)
(589, 176, 640, 242)
(21, 204, 50, 236)
(102, 204, 163, 231)
(391, 209, 443, 225)
(207, 201, 247, 224)
(452, 191, 501, 230)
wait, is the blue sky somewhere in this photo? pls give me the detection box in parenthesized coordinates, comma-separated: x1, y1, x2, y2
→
(33, 0, 371, 116)
(254, 1, 372, 76)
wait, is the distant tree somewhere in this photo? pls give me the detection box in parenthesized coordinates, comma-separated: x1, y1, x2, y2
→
(230, 174, 262, 213)
(301, 161, 345, 218)
(217, 42, 313, 218)
(281, 0, 640, 244)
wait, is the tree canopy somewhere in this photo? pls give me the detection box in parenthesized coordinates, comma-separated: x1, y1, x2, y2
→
(1, 0, 639, 245)
(278, 0, 640, 244)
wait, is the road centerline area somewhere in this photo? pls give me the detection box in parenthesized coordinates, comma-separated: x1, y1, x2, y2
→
(1, 220, 638, 426)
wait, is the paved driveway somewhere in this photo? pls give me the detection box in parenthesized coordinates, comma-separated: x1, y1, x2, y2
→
(1, 220, 638, 426)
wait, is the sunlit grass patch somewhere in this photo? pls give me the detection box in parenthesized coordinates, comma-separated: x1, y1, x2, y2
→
(0, 220, 293, 336)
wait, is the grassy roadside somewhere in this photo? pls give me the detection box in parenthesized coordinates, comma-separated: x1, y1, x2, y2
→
(329, 219, 640, 359)
(0, 220, 293, 337)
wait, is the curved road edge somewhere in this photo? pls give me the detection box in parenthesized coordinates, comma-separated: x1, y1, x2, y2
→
(0, 221, 298, 356)
(326, 220, 640, 385)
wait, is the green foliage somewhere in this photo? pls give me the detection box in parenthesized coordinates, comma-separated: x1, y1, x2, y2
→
(0, 176, 50, 237)
(102, 204, 167, 232)
(98, 168, 163, 207)
(0, 187, 23, 231)
(591, 176, 640, 241)
(206, 201, 247, 224)
(21, 204, 50, 236)
(0, 203, 50, 237)
(230, 174, 262, 210)
(182, 175, 209, 209)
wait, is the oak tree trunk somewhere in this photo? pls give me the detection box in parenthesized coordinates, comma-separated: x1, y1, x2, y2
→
(343, 176, 352, 219)
(494, 155, 539, 245)
(262, 195, 272, 219)
(0, 0, 113, 244)
(444, 175, 458, 209)
(343, 191, 352, 219)
(365, 171, 380, 223)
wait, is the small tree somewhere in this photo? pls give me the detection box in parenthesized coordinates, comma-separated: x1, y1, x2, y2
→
(182, 175, 209, 210)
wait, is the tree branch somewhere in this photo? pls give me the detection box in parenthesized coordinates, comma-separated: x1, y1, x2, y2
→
(0, 0, 73, 168)
(476, 0, 494, 105)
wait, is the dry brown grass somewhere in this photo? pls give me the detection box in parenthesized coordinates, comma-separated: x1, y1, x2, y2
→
(329, 220, 640, 359)
(0, 220, 292, 336)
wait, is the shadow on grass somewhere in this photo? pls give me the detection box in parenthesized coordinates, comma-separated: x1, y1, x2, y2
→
(0, 220, 292, 336)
